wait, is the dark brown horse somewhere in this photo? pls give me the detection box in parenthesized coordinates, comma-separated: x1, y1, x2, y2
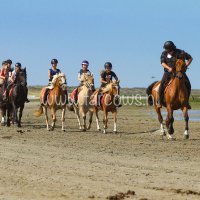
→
(147, 59, 190, 139)
(9, 69, 27, 127)
(0, 69, 27, 127)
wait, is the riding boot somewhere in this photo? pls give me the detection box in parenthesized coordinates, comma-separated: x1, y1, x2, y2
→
(115, 96, 122, 107)
(65, 90, 69, 104)
(74, 88, 79, 107)
(185, 74, 191, 109)
(24, 87, 30, 103)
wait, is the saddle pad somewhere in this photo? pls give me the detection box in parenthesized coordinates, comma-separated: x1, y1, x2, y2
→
(71, 88, 78, 102)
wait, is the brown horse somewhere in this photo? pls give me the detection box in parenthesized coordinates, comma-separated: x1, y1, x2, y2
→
(34, 73, 67, 131)
(147, 59, 190, 139)
(93, 80, 120, 134)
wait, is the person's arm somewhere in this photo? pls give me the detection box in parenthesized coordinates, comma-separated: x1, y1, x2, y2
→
(0, 69, 5, 79)
(78, 72, 82, 82)
(160, 52, 173, 72)
(184, 52, 193, 68)
(100, 77, 107, 84)
(186, 57, 193, 68)
(113, 72, 119, 81)
(161, 62, 173, 72)
(48, 70, 51, 81)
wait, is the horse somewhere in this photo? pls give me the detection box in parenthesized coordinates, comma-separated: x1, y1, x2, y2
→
(93, 80, 120, 134)
(34, 73, 67, 131)
(7, 68, 27, 127)
(146, 59, 190, 140)
(71, 74, 101, 132)
(0, 69, 27, 127)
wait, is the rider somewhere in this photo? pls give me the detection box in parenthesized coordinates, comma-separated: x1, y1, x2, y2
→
(100, 62, 119, 88)
(47, 59, 68, 103)
(48, 59, 61, 84)
(74, 60, 93, 105)
(158, 41, 193, 108)
(4, 62, 30, 102)
(99, 62, 122, 107)
(0, 61, 8, 82)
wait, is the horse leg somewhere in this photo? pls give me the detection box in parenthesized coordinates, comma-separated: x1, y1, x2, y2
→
(43, 106, 49, 131)
(12, 102, 18, 124)
(87, 111, 93, 130)
(6, 108, 11, 127)
(79, 107, 86, 131)
(74, 106, 82, 130)
(1, 109, 6, 126)
(94, 108, 101, 131)
(18, 105, 24, 127)
(103, 111, 108, 134)
(182, 106, 189, 139)
(155, 106, 165, 137)
(113, 111, 117, 133)
(50, 108, 56, 131)
(61, 106, 66, 131)
(166, 106, 174, 140)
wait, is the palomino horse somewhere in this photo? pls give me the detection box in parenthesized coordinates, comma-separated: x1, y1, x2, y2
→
(72, 74, 101, 131)
(93, 80, 120, 134)
(147, 59, 190, 139)
(34, 73, 67, 131)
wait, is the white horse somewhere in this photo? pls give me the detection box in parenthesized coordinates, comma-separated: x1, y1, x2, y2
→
(73, 74, 101, 131)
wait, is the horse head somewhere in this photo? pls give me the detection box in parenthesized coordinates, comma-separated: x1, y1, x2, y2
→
(14, 68, 27, 86)
(175, 59, 187, 79)
(81, 74, 94, 90)
(52, 73, 67, 91)
(102, 80, 120, 95)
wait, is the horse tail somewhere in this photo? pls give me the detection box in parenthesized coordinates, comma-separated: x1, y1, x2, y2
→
(146, 81, 158, 106)
(33, 105, 43, 117)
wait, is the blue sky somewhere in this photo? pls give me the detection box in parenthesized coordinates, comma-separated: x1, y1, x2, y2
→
(0, 0, 200, 88)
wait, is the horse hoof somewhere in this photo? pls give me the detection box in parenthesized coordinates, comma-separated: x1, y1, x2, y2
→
(82, 129, 86, 132)
(97, 128, 101, 132)
(1, 123, 5, 127)
(62, 129, 66, 132)
(17, 124, 22, 128)
(103, 130, 107, 134)
(87, 126, 91, 130)
(113, 131, 117, 134)
(184, 134, 189, 139)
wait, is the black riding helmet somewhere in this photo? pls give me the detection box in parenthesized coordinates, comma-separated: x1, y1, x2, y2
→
(2, 61, 7, 65)
(51, 58, 58, 64)
(104, 62, 112, 69)
(15, 62, 22, 68)
(163, 41, 176, 52)
(6, 59, 12, 64)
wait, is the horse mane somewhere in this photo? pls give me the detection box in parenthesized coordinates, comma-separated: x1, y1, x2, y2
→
(51, 73, 66, 84)
(102, 83, 113, 93)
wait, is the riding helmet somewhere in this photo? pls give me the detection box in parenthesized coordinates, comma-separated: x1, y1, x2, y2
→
(15, 62, 22, 68)
(2, 61, 7, 65)
(6, 59, 12, 64)
(51, 58, 58, 64)
(82, 60, 89, 66)
(163, 41, 176, 51)
(104, 62, 112, 69)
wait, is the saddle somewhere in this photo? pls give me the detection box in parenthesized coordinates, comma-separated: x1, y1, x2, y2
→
(40, 88, 50, 104)
(91, 90, 105, 108)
